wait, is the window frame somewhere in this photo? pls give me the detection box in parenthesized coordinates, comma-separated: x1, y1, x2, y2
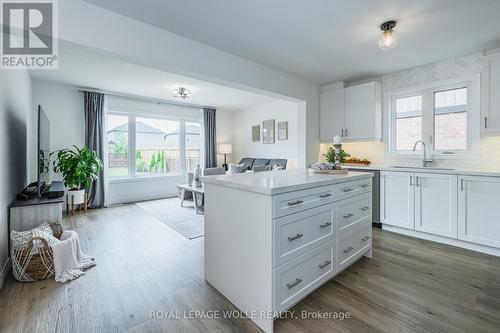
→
(105, 110, 201, 180)
(385, 74, 480, 159)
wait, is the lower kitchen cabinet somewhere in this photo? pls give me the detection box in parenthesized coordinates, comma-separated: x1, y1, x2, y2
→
(415, 173, 458, 238)
(458, 175, 500, 248)
(380, 171, 414, 229)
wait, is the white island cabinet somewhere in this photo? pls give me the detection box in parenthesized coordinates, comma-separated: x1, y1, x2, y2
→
(203, 169, 373, 333)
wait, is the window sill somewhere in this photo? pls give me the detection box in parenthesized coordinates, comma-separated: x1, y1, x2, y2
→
(108, 173, 185, 184)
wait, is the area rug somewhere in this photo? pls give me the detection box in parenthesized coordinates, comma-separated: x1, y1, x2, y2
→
(136, 197, 204, 239)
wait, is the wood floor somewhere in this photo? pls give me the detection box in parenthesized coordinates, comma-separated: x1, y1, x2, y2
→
(1, 204, 499, 333)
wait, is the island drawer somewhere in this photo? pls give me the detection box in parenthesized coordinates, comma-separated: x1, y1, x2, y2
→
(273, 185, 335, 218)
(333, 178, 372, 201)
(274, 204, 335, 266)
(335, 193, 371, 236)
(274, 239, 336, 312)
(336, 222, 372, 271)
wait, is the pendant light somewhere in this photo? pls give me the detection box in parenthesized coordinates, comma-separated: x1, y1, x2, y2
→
(379, 20, 399, 50)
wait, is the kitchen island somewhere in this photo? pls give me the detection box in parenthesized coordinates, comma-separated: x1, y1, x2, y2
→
(203, 169, 373, 333)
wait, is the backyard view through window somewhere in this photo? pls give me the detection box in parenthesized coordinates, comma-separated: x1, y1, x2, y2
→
(106, 115, 129, 177)
(434, 87, 467, 151)
(395, 95, 422, 151)
(106, 114, 200, 178)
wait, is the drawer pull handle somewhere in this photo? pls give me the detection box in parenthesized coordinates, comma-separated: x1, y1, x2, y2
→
(318, 260, 332, 269)
(288, 233, 303, 241)
(287, 278, 303, 289)
(360, 206, 370, 211)
(343, 213, 353, 219)
(287, 200, 304, 206)
(361, 236, 370, 242)
(319, 193, 332, 198)
(343, 246, 354, 254)
(319, 222, 332, 228)
(342, 188, 354, 193)
(360, 184, 369, 188)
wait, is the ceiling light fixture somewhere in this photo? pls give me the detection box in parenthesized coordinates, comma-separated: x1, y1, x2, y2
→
(173, 87, 191, 99)
(379, 20, 399, 50)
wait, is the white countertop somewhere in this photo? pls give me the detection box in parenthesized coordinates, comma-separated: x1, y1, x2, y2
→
(343, 164, 500, 177)
(202, 169, 373, 195)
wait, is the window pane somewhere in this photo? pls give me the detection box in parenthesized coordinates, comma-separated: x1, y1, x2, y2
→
(396, 117, 422, 150)
(395, 95, 422, 150)
(185, 122, 201, 172)
(107, 115, 129, 177)
(434, 87, 467, 151)
(136, 117, 180, 175)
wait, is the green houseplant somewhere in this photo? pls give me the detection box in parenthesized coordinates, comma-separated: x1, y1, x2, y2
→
(52, 145, 103, 191)
(323, 146, 350, 164)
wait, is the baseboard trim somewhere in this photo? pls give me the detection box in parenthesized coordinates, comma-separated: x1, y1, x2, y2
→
(382, 225, 500, 257)
(0, 258, 11, 290)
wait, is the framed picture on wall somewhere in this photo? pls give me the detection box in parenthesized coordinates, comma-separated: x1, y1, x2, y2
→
(262, 119, 275, 144)
(252, 125, 260, 142)
(278, 121, 288, 140)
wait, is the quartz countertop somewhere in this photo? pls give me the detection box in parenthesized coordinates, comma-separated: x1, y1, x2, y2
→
(343, 164, 500, 177)
(202, 169, 373, 195)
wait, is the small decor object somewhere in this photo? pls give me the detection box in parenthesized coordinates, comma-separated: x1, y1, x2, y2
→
(345, 157, 371, 165)
(173, 87, 191, 99)
(52, 146, 103, 215)
(186, 172, 194, 186)
(262, 119, 275, 144)
(278, 121, 288, 140)
(309, 162, 348, 174)
(252, 125, 260, 142)
(193, 164, 202, 187)
(218, 143, 232, 171)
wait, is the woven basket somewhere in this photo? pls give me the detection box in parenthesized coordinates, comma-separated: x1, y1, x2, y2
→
(11, 223, 63, 282)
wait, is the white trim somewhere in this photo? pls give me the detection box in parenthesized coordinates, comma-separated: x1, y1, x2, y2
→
(108, 173, 184, 184)
(384, 74, 481, 160)
(382, 224, 500, 257)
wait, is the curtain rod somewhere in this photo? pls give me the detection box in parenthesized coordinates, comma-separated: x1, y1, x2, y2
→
(78, 88, 215, 110)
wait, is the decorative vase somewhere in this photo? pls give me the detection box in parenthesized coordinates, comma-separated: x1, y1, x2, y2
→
(186, 172, 194, 186)
(193, 164, 202, 186)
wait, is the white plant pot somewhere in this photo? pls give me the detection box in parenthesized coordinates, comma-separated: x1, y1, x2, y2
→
(193, 180, 202, 187)
(69, 189, 86, 205)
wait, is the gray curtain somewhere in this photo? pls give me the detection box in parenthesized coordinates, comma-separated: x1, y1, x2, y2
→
(83, 91, 105, 208)
(203, 108, 217, 168)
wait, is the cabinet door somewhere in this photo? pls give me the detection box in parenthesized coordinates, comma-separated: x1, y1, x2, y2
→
(484, 53, 500, 133)
(320, 89, 344, 142)
(380, 171, 414, 229)
(414, 173, 458, 238)
(458, 176, 500, 248)
(344, 82, 381, 141)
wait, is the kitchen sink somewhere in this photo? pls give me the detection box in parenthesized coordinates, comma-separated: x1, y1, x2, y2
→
(390, 166, 456, 171)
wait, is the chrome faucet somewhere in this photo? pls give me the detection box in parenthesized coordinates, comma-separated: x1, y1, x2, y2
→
(413, 140, 433, 167)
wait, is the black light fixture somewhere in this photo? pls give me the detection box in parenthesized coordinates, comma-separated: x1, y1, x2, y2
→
(379, 20, 399, 50)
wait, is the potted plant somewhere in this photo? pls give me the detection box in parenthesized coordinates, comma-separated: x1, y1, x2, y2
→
(323, 146, 350, 164)
(52, 145, 103, 209)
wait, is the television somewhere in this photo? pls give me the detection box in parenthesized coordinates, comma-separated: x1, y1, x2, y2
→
(37, 105, 50, 197)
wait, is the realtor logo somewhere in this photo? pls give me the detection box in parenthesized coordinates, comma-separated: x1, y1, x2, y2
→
(1, 0, 58, 69)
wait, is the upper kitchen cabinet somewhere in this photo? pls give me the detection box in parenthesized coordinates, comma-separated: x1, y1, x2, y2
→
(319, 81, 381, 143)
(320, 88, 344, 142)
(483, 51, 500, 134)
(344, 82, 382, 141)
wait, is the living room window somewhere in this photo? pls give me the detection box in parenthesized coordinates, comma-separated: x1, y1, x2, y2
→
(106, 113, 201, 178)
(388, 75, 479, 158)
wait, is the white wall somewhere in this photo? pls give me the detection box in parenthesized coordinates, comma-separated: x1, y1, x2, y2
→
(0, 70, 32, 288)
(59, 0, 319, 167)
(230, 100, 298, 164)
(31, 80, 84, 182)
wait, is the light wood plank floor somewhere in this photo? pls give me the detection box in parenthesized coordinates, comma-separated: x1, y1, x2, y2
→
(1, 204, 499, 333)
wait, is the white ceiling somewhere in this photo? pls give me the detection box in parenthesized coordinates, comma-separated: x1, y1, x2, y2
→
(84, 0, 500, 84)
(29, 44, 277, 110)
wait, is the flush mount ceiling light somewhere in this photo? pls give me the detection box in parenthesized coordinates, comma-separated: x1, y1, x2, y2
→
(379, 20, 399, 50)
(173, 87, 191, 99)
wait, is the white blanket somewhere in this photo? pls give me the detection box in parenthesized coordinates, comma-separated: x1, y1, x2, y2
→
(52, 230, 96, 283)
